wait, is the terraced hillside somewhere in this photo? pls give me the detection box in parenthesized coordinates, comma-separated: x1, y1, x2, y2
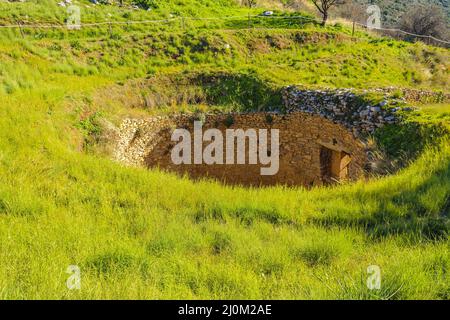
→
(0, 0, 449, 299)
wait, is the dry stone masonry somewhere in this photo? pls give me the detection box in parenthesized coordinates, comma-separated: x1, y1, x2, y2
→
(115, 112, 367, 187)
(115, 87, 448, 187)
(282, 86, 449, 136)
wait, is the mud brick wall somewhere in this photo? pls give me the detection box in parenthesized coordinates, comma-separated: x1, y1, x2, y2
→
(115, 112, 367, 187)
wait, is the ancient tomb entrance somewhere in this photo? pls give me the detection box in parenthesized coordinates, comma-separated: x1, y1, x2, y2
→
(115, 112, 367, 187)
(320, 144, 352, 184)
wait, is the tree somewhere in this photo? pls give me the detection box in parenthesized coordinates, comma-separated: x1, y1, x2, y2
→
(242, 0, 257, 9)
(281, 0, 307, 11)
(335, 1, 366, 24)
(311, 0, 343, 26)
(400, 5, 448, 42)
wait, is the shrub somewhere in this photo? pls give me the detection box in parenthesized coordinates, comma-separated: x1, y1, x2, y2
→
(223, 114, 234, 127)
(133, 0, 159, 10)
(295, 243, 338, 267)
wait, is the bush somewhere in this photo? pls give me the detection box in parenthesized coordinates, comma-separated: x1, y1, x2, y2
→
(133, 0, 159, 10)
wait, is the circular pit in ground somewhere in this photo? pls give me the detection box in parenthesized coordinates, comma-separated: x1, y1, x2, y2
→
(115, 112, 367, 187)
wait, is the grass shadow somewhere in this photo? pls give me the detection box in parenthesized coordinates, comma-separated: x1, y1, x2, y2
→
(309, 156, 450, 242)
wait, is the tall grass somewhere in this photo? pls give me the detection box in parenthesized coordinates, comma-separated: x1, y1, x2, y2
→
(0, 81, 448, 299)
(0, 1, 448, 300)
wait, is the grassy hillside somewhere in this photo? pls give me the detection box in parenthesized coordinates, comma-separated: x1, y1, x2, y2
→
(0, 0, 449, 299)
(0, 0, 244, 24)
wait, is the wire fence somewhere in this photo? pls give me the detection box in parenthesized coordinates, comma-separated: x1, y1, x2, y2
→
(354, 22, 450, 46)
(0, 14, 448, 46)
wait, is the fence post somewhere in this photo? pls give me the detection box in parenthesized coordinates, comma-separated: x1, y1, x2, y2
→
(352, 21, 355, 37)
(16, 20, 25, 38)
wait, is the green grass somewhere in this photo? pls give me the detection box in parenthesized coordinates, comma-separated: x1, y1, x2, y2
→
(419, 103, 450, 116)
(0, 1, 449, 300)
(0, 0, 245, 23)
(0, 95, 448, 298)
(0, 30, 448, 98)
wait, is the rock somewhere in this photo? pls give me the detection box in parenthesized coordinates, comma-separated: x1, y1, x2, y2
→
(359, 110, 369, 117)
(370, 106, 381, 113)
(281, 86, 411, 136)
(384, 116, 396, 122)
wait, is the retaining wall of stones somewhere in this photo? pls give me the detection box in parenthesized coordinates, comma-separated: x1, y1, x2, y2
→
(282, 86, 449, 135)
(115, 112, 367, 187)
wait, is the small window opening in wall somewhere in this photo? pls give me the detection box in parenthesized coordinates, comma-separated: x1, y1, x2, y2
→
(320, 146, 352, 184)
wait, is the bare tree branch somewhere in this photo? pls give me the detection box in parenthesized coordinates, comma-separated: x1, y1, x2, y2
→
(311, 0, 343, 26)
(400, 5, 448, 42)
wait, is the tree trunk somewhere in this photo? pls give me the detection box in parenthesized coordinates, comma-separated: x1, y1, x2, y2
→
(322, 12, 328, 26)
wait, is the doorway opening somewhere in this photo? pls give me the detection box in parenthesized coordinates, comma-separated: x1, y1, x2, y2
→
(320, 146, 352, 184)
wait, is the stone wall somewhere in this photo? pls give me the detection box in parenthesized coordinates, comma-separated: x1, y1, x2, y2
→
(113, 86, 448, 186)
(282, 86, 449, 135)
(115, 112, 367, 187)
(398, 88, 450, 103)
